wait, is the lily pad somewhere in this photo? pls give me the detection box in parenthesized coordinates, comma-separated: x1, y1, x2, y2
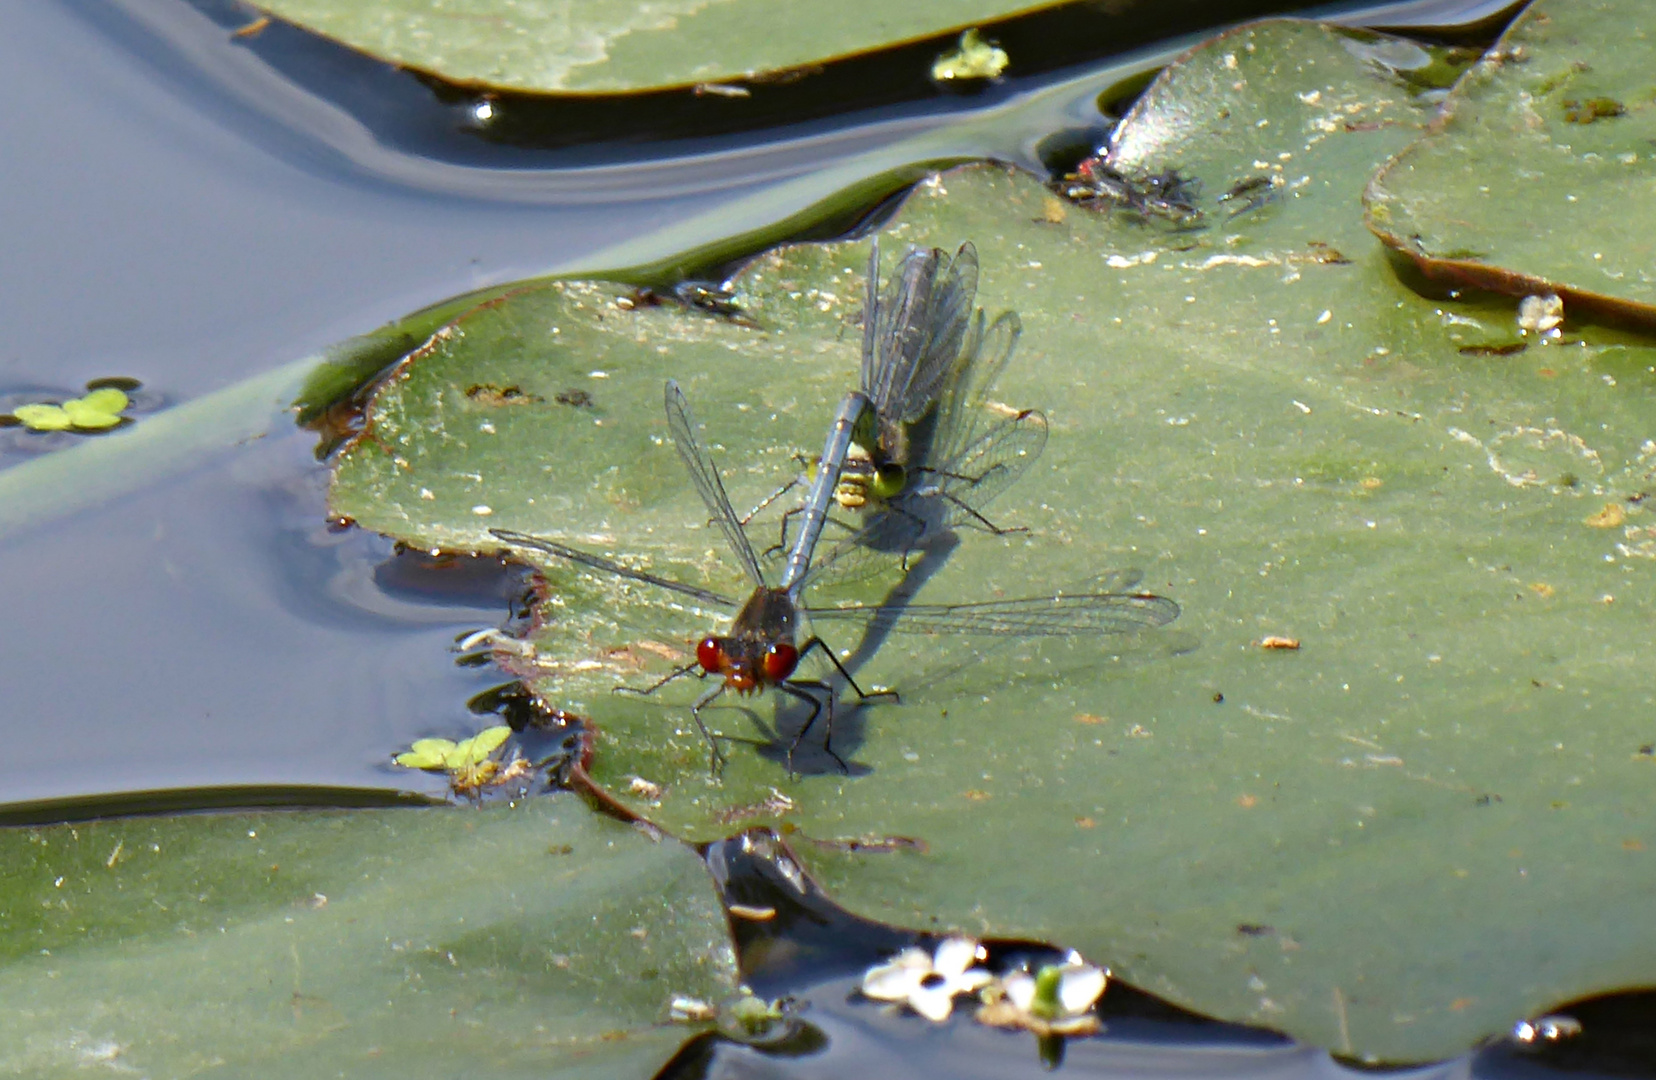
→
(0, 799, 733, 1077)
(397, 725, 512, 770)
(1365, 0, 1656, 326)
(330, 19, 1656, 1062)
(10, 403, 74, 432)
(396, 725, 525, 794)
(7, 388, 131, 433)
(251, 0, 1054, 94)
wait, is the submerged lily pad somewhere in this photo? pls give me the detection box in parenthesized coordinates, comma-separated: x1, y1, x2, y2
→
(1365, 0, 1656, 325)
(251, 0, 1049, 94)
(0, 800, 733, 1077)
(331, 19, 1656, 1061)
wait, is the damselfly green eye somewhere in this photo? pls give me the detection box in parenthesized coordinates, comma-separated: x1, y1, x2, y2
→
(872, 462, 907, 499)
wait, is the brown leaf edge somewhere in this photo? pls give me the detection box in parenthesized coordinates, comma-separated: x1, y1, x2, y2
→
(1360, 12, 1656, 334)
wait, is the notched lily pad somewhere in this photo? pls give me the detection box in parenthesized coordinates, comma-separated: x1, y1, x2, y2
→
(396, 725, 511, 770)
(0, 799, 734, 1077)
(330, 17, 1656, 1063)
(1365, 0, 1656, 328)
(394, 724, 530, 795)
(2, 381, 139, 434)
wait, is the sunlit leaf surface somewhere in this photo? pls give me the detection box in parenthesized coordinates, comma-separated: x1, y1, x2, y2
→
(0, 800, 734, 1078)
(331, 20, 1656, 1061)
(252, 0, 1052, 93)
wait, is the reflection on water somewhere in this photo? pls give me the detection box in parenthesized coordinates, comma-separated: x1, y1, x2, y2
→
(0, 424, 522, 807)
(680, 831, 1656, 1080)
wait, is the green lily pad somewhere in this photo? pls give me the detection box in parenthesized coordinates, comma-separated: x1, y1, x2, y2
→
(396, 725, 513, 771)
(1365, 0, 1656, 326)
(76, 387, 130, 415)
(59, 398, 124, 430)
(0, 798, 733, 1077)
(330, 19, 1656, 1061)
(9, 388, 132, 433)
(10, 403, 73, 432)
(396, 725, 524, 794)
(252, 0, 1047, 94)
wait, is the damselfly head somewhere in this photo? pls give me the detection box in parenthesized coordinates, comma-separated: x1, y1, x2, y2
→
(696, 634, 798, 694)
(831, 454, 904, 508)
(698, 636, 759, 693)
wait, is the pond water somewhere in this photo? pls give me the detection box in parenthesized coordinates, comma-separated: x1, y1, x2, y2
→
(7, 0, 1641, 1076)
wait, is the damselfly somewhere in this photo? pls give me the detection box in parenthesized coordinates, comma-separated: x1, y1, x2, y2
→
(493, 382, 1178, 775)
(761, 239, 983, 594)
(775, 240, 1047, 585)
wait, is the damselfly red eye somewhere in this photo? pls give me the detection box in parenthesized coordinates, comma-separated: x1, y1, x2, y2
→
(696, 636, 726, 674)
(762, 642, 799, 682)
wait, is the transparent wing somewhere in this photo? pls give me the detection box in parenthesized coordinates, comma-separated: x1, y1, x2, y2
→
(663, 380, 767, 588)
(863, 242, 980, 430)
(910, 407, 1048, 527)
(793, 395, 1045, 594)
(795, 513, 927, 593)
(859, 237, 881, 398)
(864, 244, 940, 421)
(892, 242, 979, 426)
(930, 309, 1022, 470)
(490, 528, 737, 608)
(806, 588, 1180, 636)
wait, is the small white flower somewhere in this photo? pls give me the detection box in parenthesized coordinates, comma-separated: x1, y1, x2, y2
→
(1517, 293, 1563, 334)
(861, 937, 994, 1022)
(1007, 962, 1107, 1018)
(979, 956, 1108, 1037)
